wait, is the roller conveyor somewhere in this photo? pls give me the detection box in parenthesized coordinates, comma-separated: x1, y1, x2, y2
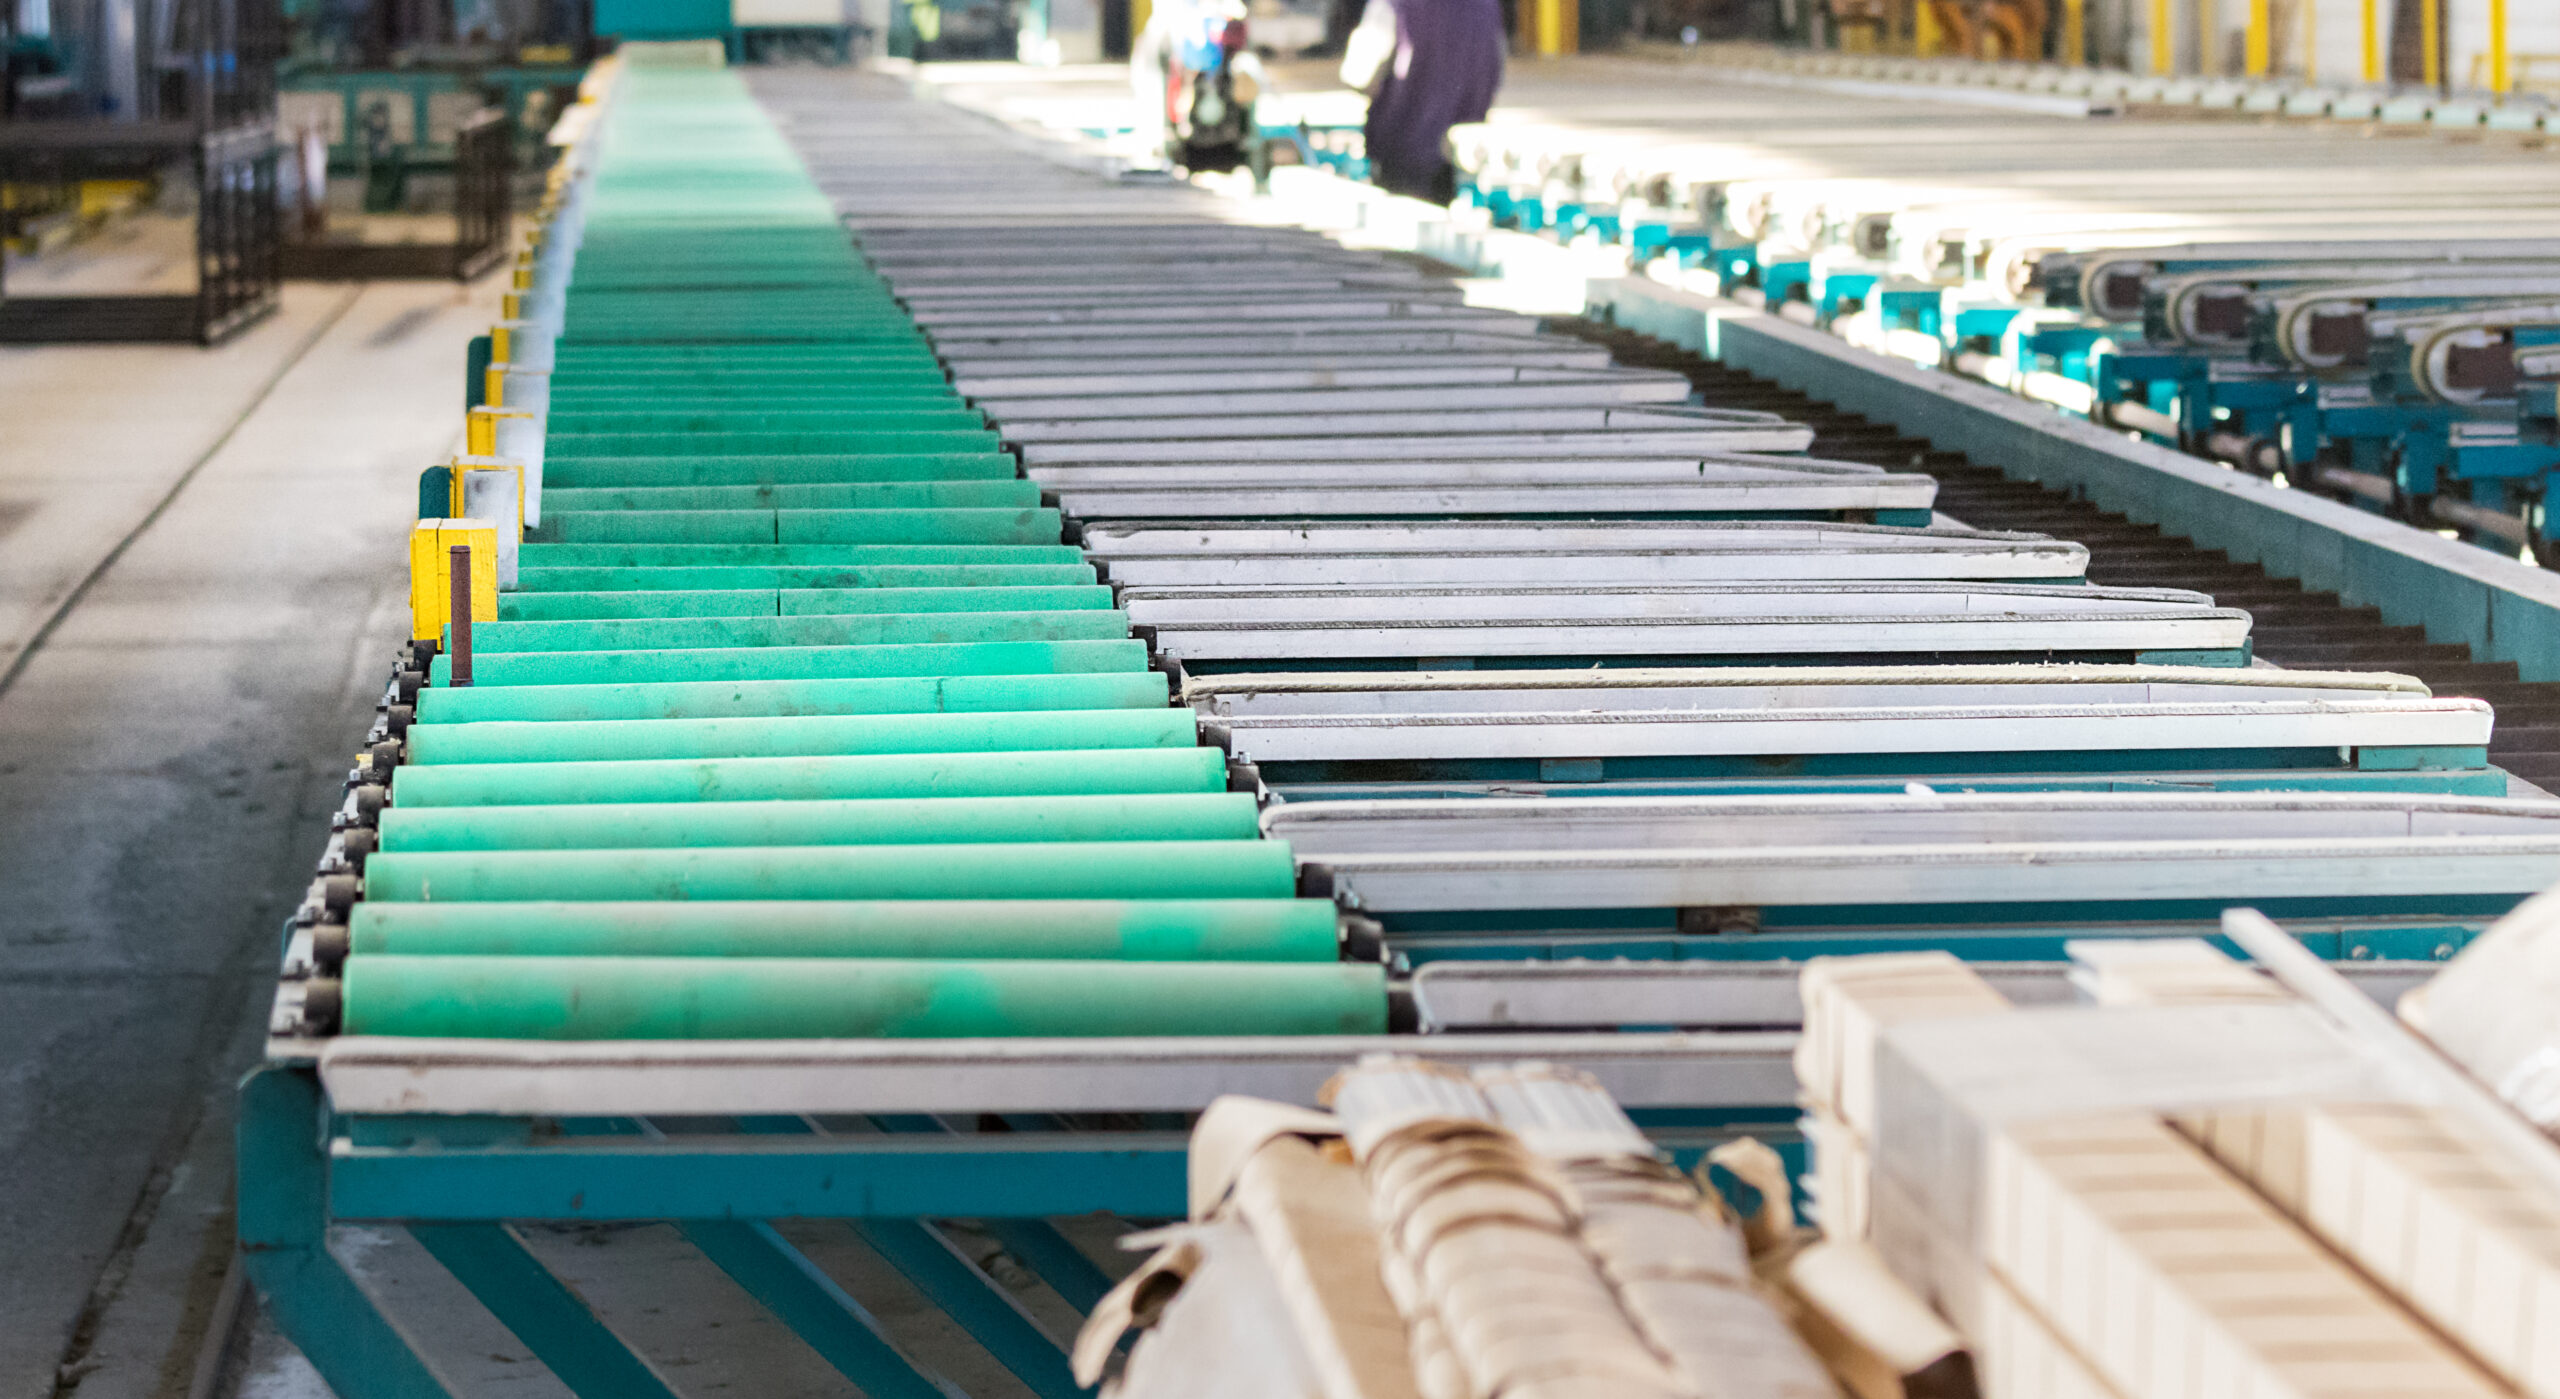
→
(239, 59, 2560, 1399)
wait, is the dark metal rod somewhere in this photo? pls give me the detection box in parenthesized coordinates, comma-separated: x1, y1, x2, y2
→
(448, 543, 473, 687)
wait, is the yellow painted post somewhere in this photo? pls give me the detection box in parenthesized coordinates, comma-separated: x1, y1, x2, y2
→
(2153, 0, 2174, 72)
(2422, 0, 2441, 87)
(2245, 0, 2268, 75)
(408, 522, 447, 642)
(409, 520, 501, 642)
(1916, 0, 1943, 56)
(1527, 0, 1577, 56)
(2301, 0, 2315, 80)
(2361, 0, 2379, 81)
(2064, 0, 2086, 64)
(2199, 0, 2220, 75)
(2489, 0, 2511, 94)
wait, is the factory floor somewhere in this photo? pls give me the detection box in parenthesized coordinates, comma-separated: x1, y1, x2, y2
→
(0, 275, 501, 1399)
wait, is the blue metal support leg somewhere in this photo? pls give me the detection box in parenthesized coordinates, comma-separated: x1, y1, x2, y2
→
(409, 1224, 684, 1399)
(983, 1219, 1116, 1315)
(855, 1218, 1089, 1399)
(683, 1219, 966, 1399)
(236, 1067, 454, 1399)
(878, 1113, 1122, 1315)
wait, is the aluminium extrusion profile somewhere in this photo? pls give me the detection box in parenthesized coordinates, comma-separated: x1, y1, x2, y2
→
(1406, 958, 2436, 1032)
(1180, 665, 2432, 715)
(1269, 791, 2560, 853)
(972, 379, 1695, 418)
(1203, 697, 2492, 764)
(995, 405, 1782, 445)
(1017, 426, 1821, 463)
(954, 362, 1650, 395)
(300, 1029, 1802, 1117)
(939, 335, 1591, 367)
(1043, 475, 1936, 519)
(1309, 838, 2560, 915)
(1122, 580, 2249, 662)
(1083, 520, 2075, 584)
(1269, 792, 2560, 913)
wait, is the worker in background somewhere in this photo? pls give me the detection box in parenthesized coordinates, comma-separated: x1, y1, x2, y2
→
(1339, 0, 1502, 205)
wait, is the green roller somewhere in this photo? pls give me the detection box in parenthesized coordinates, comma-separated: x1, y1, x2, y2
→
(403, 707, 1196, 764)
(412, 670, 1169, 723)
(520, 544, 1086, 567)
(341, 898, 1340, 961)
(376, 791, 1260, 850)
(515, 565, 1095, 592)
(543, 404, 980, 435)
(542, 454, 1016, 489)
(535, 507, 1060, 547)
(775, 587, 1113, 616)
(458, 610, 1125, 654)
(497, 584, 1110, 622)
(361, 839, 1296, 902)
(545, 429, 997, 458)
(334, 956, 1388, 1038)
(551, 387, 951, 408)
(424, 637, 1150, 686)
(500, 589, 781, 621)
(551, 373, 951, 395)
(783, 509, 1063, 546)
(541, 481, 1039, 512)
(535, 508, 775, 545)
(388, 745, 1229, 807)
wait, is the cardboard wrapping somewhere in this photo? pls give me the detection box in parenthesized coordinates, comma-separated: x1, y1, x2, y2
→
(1104, 1223, 1327, 1399)
(1087, 1059, 1870, 1399)
(1779, 1240, 1979, 1399)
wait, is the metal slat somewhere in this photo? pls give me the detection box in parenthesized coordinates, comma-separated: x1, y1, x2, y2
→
(1208, 699, 2490, 763)
(1181, 665, 2429, 715)
(1312, 838, 2560, 914)
(310, 1032, 1802, 1116)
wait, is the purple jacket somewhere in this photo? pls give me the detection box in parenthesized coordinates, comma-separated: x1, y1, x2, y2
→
(1363, 0, 1504, 185)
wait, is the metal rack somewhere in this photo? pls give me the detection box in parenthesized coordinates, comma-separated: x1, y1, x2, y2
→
(276, 105, 512, 280)
(0, 0, 282, 342)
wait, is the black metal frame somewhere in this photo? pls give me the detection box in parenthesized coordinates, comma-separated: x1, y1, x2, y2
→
(0, 0, 285, 343)
(277, 105, 511, 280)
(0, 120, 283, 343)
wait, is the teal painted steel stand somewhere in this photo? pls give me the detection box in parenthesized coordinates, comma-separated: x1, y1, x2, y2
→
(234, 1065, 1200, 1399)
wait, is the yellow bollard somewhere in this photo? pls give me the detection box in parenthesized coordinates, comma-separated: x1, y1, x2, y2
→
(408, 520, 499, 643)
(2245, 0, 2268, 76)
(2422, 0, 2441, 87)
(2489, 0, 2511, 94)
(1525, 0, 1576, 56)
(2361, 0, 2378, 82)
(2064, 0, 2085, 64)
(2153, 0, 2174, 73)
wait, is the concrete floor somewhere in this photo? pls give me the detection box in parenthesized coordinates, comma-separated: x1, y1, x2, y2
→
(0, 274, 501, 1399)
